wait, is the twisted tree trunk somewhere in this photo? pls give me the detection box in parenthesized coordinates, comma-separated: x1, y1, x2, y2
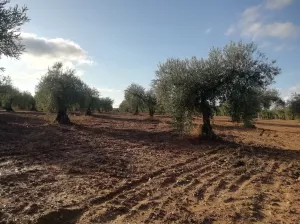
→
(30, 104, 37, 111)
(4, 99, 13, 112)
(56, 109, 70, 124)
(199, 99, 216, 140)
(149, 106, 155, 117)
(86, 106, 92, 116)
(133, 105, 139, 115)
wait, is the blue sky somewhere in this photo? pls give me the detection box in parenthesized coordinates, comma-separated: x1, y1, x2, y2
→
(2, 0, 300, 106)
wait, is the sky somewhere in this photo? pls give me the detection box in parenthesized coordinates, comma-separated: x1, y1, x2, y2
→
(2, 0, 300, 107)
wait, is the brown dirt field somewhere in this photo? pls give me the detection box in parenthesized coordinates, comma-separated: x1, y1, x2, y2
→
(0, 112, 300, 224)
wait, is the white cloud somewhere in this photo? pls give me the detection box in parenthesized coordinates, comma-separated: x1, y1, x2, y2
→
(258, 41, 272, 48)
(265, 0, 293, 10)
(1, 33, 94, 95)
(227, 3, 300, 40)
(274, 43, 287, 51)
(205, 28, 212, 34)
(20, 32, 93, 70)
(225, 25, 236, 36)
(278, 83, 300, 101)
(98, 88, 122, 93)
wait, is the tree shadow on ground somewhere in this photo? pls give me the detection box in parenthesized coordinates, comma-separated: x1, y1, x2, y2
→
(0, 113, 134, 178)
(92, 113, 160, 124)
(213, 123, 300, 134)
(1, 112, 300, 178)
(255, 120, 300, 128)
(0, 112, 46, 124)
(75, 122, 300, 163)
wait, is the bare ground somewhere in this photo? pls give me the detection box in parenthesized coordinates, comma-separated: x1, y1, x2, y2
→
(0, 112, 300, 224)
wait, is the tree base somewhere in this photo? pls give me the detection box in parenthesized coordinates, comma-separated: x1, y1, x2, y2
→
(85, 108, 92, 116)
(199, 123, 217, 140)
(55, 110, 71, 124)
(243, 119, 256, 128)
(5, 107, 14, 112)
(30, 106, 37, 111)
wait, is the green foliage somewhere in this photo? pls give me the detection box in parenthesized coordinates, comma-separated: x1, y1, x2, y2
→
(260, 89, 284, 109)
(124, 83, 157, 117)
(215, 103, 230, 116)
(0, 0, 29, 71)
(0, 84, 19, 111)
(259, 108, 294, 120)
(96, 97, 114, 112)
(289, 93, 300, 119)
(0, 75, 21, 111)
(227, 87, 262, 126)
(143, 89, 157, 117)
(13, 91, 35, 110)
(35, 62, 85, 113)
(154, 41, 280, 135)
(82, 86, 100, 115)
(124, 83, 146, 115)
(119, 99, 131, 112)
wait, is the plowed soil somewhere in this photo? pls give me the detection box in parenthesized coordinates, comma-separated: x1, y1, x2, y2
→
(1, 112, 300, 224)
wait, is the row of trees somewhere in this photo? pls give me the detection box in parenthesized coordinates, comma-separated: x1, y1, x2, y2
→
(121, 42, 300, 139)
(0, 63, 114, 123)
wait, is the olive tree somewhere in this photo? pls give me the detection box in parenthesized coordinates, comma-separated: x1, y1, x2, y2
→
(83, 86, 100, 115)
(154, 41, 280, 139)
(14, 91, 36, 110)
(0, 0, 29, 71)
(125, 84, 157, 117)
(35, 62, 85, 124)
(97, 97, 114, 112)
(0, 82, 19, 111)
(119, 99, 131, 112)
(224, 88, 284, 121)
(124, 83, 145, 115)
(143, 89, 157, 117)
(261, 89, 285, 109)
(289, 93, 300, 119)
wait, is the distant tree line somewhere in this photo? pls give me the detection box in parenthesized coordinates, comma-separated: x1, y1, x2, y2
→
(215, 90, 300, 121)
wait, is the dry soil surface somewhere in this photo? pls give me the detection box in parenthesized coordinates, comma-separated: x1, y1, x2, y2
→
(0, 112, 300, 224)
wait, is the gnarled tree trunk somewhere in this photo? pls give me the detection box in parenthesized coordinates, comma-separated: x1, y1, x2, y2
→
(86, 106, 92, 116)
(199, 99, 216, 140)
(5, 106, 13, 112)
(30, 104, 37, 111)
(133, 105, 139, 115)
(149, 107, 155, 117)
(56, 109, 70, 124)
(243, 117, 256, 128)
(4, 99, 13, 112)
